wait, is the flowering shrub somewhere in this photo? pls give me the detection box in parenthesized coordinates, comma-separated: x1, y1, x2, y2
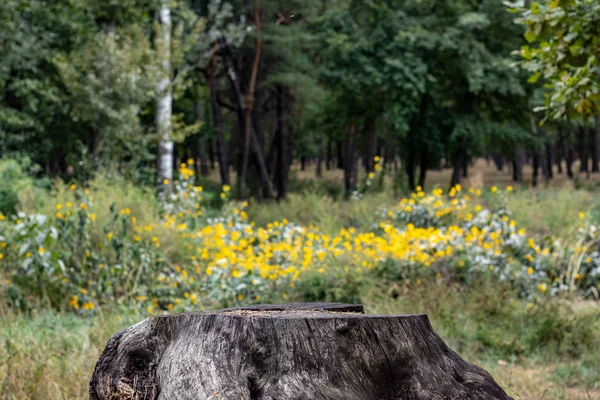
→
(1, 161, 599, 316)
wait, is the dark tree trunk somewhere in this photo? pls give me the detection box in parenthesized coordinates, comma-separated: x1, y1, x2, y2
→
(404, 150, 416, 192)
(418, 146, 427, 189)
(300, 156, 306, 171)
(343, 126, 358, 194)
(218, 37, 275, 198)
(195, 99, 210, 177)
(532, 152, 539, 187)
(591, 117, 599, 173)
(566, 146, 574, 179)
(512, 145, 525, 183)
(91, 303, 512, 400)
(207, 138, 215, 170)
(326, 138, 332, 170)
(544, 143, 553, 181)
(492, 154, 504, 171)
(273, 85, 288, 200)
(208, 56, 230, 185)
(577, 126, 589, 176)
(336, 140, 344, 169)
(450, 139, 465, 189)
(316, 143, 324, 178)
(556, 133, 564, 174)
(365, 131, 377, 173)
(286, 125, 294, 169)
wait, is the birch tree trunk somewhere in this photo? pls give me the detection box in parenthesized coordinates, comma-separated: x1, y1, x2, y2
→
(156, 1, 173, 193)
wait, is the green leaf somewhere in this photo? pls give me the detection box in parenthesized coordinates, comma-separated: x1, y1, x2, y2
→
(525, 28, 537, 43)
(528, 72, 542, 83)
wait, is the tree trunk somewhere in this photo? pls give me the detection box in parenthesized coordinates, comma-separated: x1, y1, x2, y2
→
(404, 149, 416, 192)
(156, 1, 173, 193)
(90, 303, 512, 400)
(239, 0, 262, 199)
(450, 138, 464, 189)
(300, 156, 306, 171)
(418, 146, 427, 189)
(343, 126, 358, 194)
(566, 146, 574, 179)
(591, 116, 599, 173)
(577, 126, 589, 176)
(316, 143, 324, 178)
(544, 143, 553, 181)
(556, 133, 564, 174)
(532, 152, 539, 187)
(195, 98, 210, 176)
(326, 138, 332, 170)
(219, 37, 274, 198)
(273, 85, 289, 200)
(512, 145, 525, 183)
(336, 140, 344, 169)
(208, 56, 229, 186)
(365, 131, 377, 173)
(207, 138, 215, 170)
(492, 154, 504, 171)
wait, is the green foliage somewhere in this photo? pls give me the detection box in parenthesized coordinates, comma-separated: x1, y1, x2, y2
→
(508, 0, 600, 118)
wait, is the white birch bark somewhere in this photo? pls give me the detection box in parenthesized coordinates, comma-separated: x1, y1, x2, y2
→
(156, 1, 173, 192)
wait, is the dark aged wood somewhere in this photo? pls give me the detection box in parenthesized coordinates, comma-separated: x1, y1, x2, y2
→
(90, 302, 512, 400)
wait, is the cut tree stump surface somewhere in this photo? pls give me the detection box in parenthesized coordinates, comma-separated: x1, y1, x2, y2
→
(90, 302, 512, 400)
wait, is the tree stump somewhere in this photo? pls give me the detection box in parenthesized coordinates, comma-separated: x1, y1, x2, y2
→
(90, 302, 512, 400)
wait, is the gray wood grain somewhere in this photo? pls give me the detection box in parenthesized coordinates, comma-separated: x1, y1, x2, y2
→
(90, 302, 512, 400)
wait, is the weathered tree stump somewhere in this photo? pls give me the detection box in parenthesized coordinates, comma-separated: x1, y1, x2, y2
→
(90, 302, 512, 400)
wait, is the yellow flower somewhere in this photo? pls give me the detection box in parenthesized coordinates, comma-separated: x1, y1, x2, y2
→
(507, 186, 513, 192)
(56, 204, 63, 210)
(0, 254, 3, 260)
(38, 247, 45, 255)
(527, 267, 534, 275)
(69, 184, 76, 191)
(107, 232, 113, 240)
(220, 193, 226, 199)
(537, 283, 547, 293)
(79, 288, 87, 294)
(374, 156, 380, 162)
(491, 186, 498, 193)
(147, 306, 153, 313)
(237, 294, 244, 301)
(69, 295, 79, 309)
(83, 302, 95, 311)
(579, 212, 585, 220)
(163, 179, 169, 185)
(56, 212, 63, 218)
(223, 185, 231, 192)
(66, 202, 72, 208)
(368, 172, 374, 180)
(187, 158, 195, 165)
(88, 213, 96, 222)
(79, 203, 87, 210)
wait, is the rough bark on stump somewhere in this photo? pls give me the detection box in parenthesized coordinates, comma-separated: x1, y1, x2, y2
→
(90, 303, 512, 400)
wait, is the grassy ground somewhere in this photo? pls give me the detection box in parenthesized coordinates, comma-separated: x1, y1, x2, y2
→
(1, 284, 598, 400)
(2, 160, 600, 399)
